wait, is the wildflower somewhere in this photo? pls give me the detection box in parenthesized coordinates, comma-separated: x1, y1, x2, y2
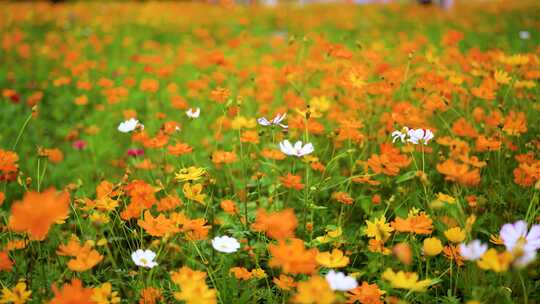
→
(444, 227, 466, 243)
(0, 251, 12, 272)
(332, 192, 353, 205)
(50, 279, 94, 304)
(211, 150, 237, 164)
(251, 208, 298, 240)
(391, 127, 409, 143)
(257, 113, 288, 128)
(346, 282, 385, 304)
(0, 149, 18, 176)
(316, 249, 350, 268)
(127, 148, 144, 157)
(230, 267, 252, 280)
(168, 142, 193, 156)
(139, 287, 163, 304)
(280, 173, 304, 190)
(269, 238, 318, 275)
(423, 237, 443, 256)
(476, 249, 513, 272)
(292, 275, 335, 304)
(0, 281, 32, 304)
(211, 236, 240, 253)
(183, 183, 206, 204)
(175, 167, 206, 182)
(8, 188, 70, 241)
(118, 118, 142, 133)
(519, 30, 530, 40)
(171, 267, 217, 304)
(220, 200, 237, 214)
(138, 211, 179, 237)
(459, 240, 488, 261)
(381, 268, 431, 292)
(273, 275, 297, 291)
(392, 212, 433, 235)
(365, 215, 394, 241)
(325, 270, 358, 291)
(186, 107, 200, 118)
(131, 249, 158, 268)
(393, 243, 413, 265)
(407, 128, 434, 145)
(91, 283, 120, 304)
(279, 140, 314, 157)
(443, 245, 465, 266)
(499, 220, 540, 266)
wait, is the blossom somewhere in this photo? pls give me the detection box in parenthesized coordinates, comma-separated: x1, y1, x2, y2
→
(391, 127, 409, 143)
(325, 270, 358, 291)
(257, 113, 288, 128)
(251, 208, 298, 240)
(381, 268, 431, 292)
(72, 140, 87, 150)
(407, 128, 434, 145)
(499, 220, 540, 266)
(292, 276, 335, 304)
(316, 249, 349, 268)
(279, 140, 314, 157)
(444, 227, 466, 243)
(175, 167, 206, 182)
(50, 279, 94, 304)
(127, 148, 144, 157)
(423, 237, 443, 256)
(186, 107, 200, 118)
(131, 249, 158, 268)
(0, 281, 32, 304)
(365, 215, 394, 241)
(476, 249, 513, 272)
(459, 240, 488, 261)
(211, 236, 240, 253)
(118, 118, 142, 133)
(91, 282, 121, 304)
(519, 30, 530, 40)
(346, 282, 385, 304)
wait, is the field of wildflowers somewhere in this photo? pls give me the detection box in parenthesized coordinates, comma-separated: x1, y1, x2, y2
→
(1, 1, 540, 303)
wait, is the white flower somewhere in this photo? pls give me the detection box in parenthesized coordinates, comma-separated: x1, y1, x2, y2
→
(513, 249, 536, 268)
(186, 107, 201, 118)
(211, 236, 240, 253)
(519, 31, 530, 40)
(257, 113, 288, 129)
(325, 270, 358, 291)
(391, 127, 409, 143)
(118, 118, 142, 133)
(279, 140, 314, 157)
(407, 128, 434, 145)
(459, 240, 488, 261)
(131, 249, 158, 268)
(500, 220, 540, 253)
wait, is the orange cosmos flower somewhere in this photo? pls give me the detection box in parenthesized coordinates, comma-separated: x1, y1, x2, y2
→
(280, 173, 304, 190)
(220, 199, 238, 214)
(0, 149, 18, 175)
(138, 211, 179, 237)
(8, 188, 70, 241)
(436, 159, 481, 186)
(230, 267, 252, 280)
(292, 275, 335, 304)
(0, 191, 4, 205)
(50, 279, 94, 304)
(167, 142, 193, 156)
(260, 148, 286, 160)
(502, 111, 527, 136)
(57, 236, 104, 272)
(0, 251, 13, 271)
(210, 87, 230, 103)
(332, 191, 353, 205)
(240, 130, 259, 144)
(273, 275, 297, 291)
(269, 238, 318, 275)
(346, 282, 385, 304)
(251, 208, 298, 240)
(211, 150, 237, 165)
(392, 212, 433, 235)
(140, 78, 159, 93)
(156, 195, 182, 212)
(316, 248, 350, 268)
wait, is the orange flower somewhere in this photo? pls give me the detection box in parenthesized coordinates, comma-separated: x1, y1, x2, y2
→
(251, 208, 298, 240)
(368, 144, 410, 176)
(0, 149, 18, 174)
(57, 236, 103, 272)
(230, 267, 252, 280)
(211, 150, 237, 165)
(40, 148, 64, 164)
(138, 211, 179, 237)
(332, 191, 353, 205)
(316, 248, 350, 268)
(392, 212, 433, 235)
(220, 199, 237, 214)
(140, 78, 159, 93)
(346, 282, 385, 304)
(156, 196, 182, 212)
(0, 251, 13, 271)
(210, 87, 230, 103)
(269, 238, 318, 275)
(503, 111, 527, 136)
(292, 275, 335, 304)
(443, 245, 464, 267)
(139, 287, 163, 304)
(273, 275, 297, 291)
(393, 242, 413, 265)
(8, 188, 70, 241)
(436, 159, 481, 186)
(280, 173, 304, 190)
(180, 218, 211, 240)
(0, 191, 4, 205)
(168, 142, 193, 156)
(50, 279, 94, 304)
(475, 136, 501, 152)
(240, 130, 259, 144)
(261, 148, 286, 160)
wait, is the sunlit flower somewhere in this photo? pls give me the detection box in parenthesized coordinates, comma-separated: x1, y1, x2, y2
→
(407, 128, 434, 145)
(0, 281, 31, 304)
(325, 270, 358, 291)
(316, 249, 349, 268)
(381, 268, 431, 292)
(186, 107, 200, 118)
(423, 237, 443, 256)
(499, 220, 540, 266)
(257, 113, 288, 129)
(131, 249, 158, 268)
(459, 240, 488, 261)
(211, 236, 240, 253)
(391, 127, 409, 143)
(279, 140, 314, 157)
(118, 118, 142, 133)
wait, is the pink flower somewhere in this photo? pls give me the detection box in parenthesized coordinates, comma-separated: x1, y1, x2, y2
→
(72, 140, 87, 150)
(127, 148, 144, 157)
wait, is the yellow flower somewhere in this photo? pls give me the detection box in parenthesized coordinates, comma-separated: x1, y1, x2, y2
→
(175, 167, 206, 182)
(231, 116, 257, 129)
(91, 282, 121, 304)
(365, 215, 394, 241)
(309, 96, 331, 113)
(444, 227, 466, 243)
(292, 275, 335, 304)
(381, 268, 432, 292)
(436, 193, 455, 204)
(183, 183, 206, 205)
(477, 249, 513, 273)
(316, 248, 349, 268)
(315, 227, 342, 244)
(0, 281, 32, 304)
(423, 237, 443, 256)
(171, 267, 217, 304)
(494, 70, 511, 84)
(251, 268, 267, 279)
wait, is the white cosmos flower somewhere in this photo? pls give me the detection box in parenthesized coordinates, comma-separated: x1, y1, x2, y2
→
(519, 31, 530, 40)
(279, 140, 314, 157)
(407, 128, 434, 145)
(118, 118, 142, 133)
(459, 240, 488, 261)
(500, 220, 540, 253)
(391, 127, 409, 143)
(131, 249, 158, 268)
(186, 107, 201, 118)
(211, 236, 240, 253)
(325, 270, 358, 291)
(257, 113, 288, 129)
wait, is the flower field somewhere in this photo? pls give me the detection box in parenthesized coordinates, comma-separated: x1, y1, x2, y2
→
(1, 1, 540, 303)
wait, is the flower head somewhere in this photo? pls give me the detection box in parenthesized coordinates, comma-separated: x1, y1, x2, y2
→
(407, 128, 434, 145)
(118, 118, 142, 133)
(325, 270, 358, 291)
(257, 113, 288, 129)
(131, 249, 158, 268)
(211, 236, 240, 253)
(459, 240, 488, 261)
(279, 140, 314, 157)
(186, 108, 200, 118)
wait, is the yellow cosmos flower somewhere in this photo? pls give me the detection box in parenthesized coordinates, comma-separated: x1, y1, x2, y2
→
(292, 275, 335, 304)
(444, 227, 466, 243)
(316, 248, 349, 268)
(183, 183, 206, 205)
(494, 70, 511, 84)
(175, 167, 206, 182)
(0, 281, 32, 304)
(476, 249, 513, 273)
(381, 268, 432, 292)
(91, 282, 121, 304)
(423, 237, 443, 256)
(365, 215, 394, 241)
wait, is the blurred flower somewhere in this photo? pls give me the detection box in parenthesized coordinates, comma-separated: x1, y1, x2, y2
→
(391, 127, 409, 143)
(407, 128, 434, 145)
(476, 248, 513, 272)
(444, 227, 466, 243)
(118, 118, 142, 133)
(72, 140, 87, 150)
(0, 281, 31, 304)
(186, 108, 200, 118)
(381, 268, 431, 292)
(519, 31, 530, 40)
(131, 249, 158, 268)
(459, 240, 488, 261)
(316, 249, 349, 268)
(325, 270, 358, 291)
(257, 113, 288, 129)
(279, 140, 314, 157)
(500, 220, 540, 266)
(127, 148, 144, 157)
(423, 237, 443, 256)
(211, 236, 240, 253)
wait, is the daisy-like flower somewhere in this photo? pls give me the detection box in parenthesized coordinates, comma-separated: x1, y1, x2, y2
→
(519, 31, 530, 40)
(459, 240, 488, 261)
(391, 127, 409, 143)
(131, 249, 158, 268)
(325, 270, 358, 291)
(186, 108, 200, 118)
(118, 118, 142, 133)
(407, 128, 434, 145)
(211, 236, 240, 253)
(500, 220, 540, 266)
(257, 113, 288, 129)
(279, 140, 314, 157)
